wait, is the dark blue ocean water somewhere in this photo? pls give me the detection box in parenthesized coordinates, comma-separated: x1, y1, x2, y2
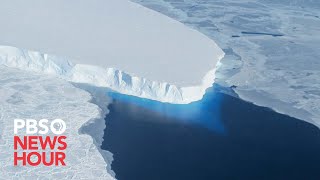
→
(101, 85, 320, 180)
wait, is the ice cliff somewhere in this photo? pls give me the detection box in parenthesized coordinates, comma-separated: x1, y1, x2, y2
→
(0, 46, 223, 103)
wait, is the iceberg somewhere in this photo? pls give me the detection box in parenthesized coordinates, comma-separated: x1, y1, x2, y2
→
(0, 0, 224, 104)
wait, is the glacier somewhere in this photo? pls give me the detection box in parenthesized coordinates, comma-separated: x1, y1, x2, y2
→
(0, 45, 223, 104)
(0, 1, 225, 179)
(0, 0, 224, 104)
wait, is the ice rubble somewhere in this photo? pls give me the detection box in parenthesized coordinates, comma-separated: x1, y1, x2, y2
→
(0, 0, 224, 104)
(0, 66, 115, 179)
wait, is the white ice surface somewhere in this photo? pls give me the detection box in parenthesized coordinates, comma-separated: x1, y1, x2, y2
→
(0, 45, 222, 104)
(133, 0, 320, 127)
(0, 66, 115, 179)
(0, 0, 224, 104)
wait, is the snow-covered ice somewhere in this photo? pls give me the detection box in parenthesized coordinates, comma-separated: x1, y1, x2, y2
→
(133, 0, 320, 127)
(0, 0, 224, 104)
(0, 1, 226, 178)
(0, 66, 115, 179)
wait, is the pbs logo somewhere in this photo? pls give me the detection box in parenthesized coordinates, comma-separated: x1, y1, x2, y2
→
(14, 119, 67, 135)
(50, 119, 66, 135)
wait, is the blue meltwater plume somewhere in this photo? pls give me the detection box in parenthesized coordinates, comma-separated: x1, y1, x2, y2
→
(107, 84, 226, 134)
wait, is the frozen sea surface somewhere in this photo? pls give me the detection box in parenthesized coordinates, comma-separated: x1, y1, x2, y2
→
(0, 66, 114, 179)
(133, 0, 320, 127)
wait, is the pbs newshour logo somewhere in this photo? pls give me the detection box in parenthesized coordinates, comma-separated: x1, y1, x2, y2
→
(13, 119, 67, 166)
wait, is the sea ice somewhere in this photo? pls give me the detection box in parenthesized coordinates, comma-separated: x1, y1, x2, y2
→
(133, 0, 320, 127)
(0, 66, 115, 179)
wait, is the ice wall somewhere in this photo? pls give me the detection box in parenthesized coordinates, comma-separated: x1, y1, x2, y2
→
(0, 46, 223, 103)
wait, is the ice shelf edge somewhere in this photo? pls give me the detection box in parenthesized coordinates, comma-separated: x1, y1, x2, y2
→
(0, 45, 224, 104)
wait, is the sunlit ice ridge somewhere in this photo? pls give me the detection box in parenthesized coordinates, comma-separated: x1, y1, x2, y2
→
(0, 0, 224, 104)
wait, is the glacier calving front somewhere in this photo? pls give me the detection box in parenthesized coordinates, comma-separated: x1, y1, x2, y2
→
(0, 0, 224, 104)
(0, 46, 223, 103)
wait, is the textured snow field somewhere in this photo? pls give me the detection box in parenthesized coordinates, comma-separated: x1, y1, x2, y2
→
(0, 66, 114, 179)
(133, 0, 320, 127)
